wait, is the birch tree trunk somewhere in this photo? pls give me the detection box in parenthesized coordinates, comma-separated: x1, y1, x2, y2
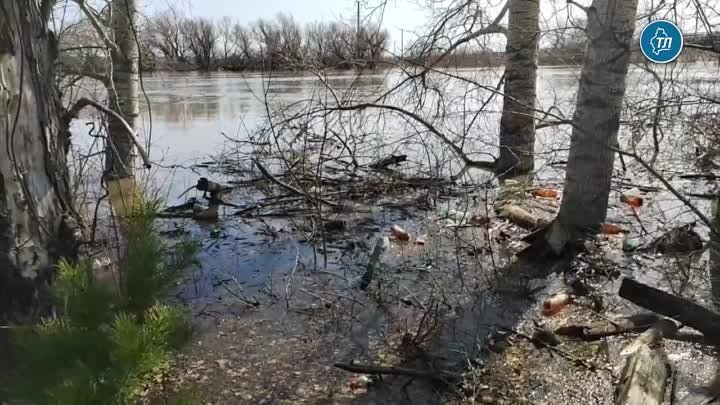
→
(107, 0, 140, 179)
(543, 0, 640, 254)
(496, 0, 539, 176)
(0, 0, 80, 321)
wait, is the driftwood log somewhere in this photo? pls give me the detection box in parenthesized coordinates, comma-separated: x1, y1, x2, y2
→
(619, 278, 720, 342)
(497, 205, 551, 230)
(614, 344, 668, 405)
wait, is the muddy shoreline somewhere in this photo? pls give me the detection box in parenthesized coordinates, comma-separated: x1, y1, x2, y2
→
(144, 166, 719, 405)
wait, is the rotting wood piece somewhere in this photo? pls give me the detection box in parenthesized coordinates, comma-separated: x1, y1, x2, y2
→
(497, 204, 551, 229)
(555, 313, 663, 341)
(619, 278, 720, 342)
(614, 344, 668, 405)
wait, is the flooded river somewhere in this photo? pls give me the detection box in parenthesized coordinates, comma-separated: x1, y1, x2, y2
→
(71, 63, 717, 201)
(65, 64, 720, 404)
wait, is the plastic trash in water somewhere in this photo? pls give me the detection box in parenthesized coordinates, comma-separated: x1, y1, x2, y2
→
(620, 195, 644, 207)
(543, 293, 574, 316)
(390, 225, 410, 241)
(533, 188, 559, 198)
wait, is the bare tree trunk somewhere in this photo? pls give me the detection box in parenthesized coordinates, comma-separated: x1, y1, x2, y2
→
(0, 0, 79, 321)
(542, 0, 640, 254)
(496, 0, 539, 176)
(107, 0, 140, 179)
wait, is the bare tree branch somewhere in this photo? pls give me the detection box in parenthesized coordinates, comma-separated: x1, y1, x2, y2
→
(65, 97, 151, 169)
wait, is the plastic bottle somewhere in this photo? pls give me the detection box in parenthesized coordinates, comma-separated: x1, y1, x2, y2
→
(543, 293, 574, 316)
(390, 225, 410, 241)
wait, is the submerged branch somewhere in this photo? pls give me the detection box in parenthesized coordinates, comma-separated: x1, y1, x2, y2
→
(331, 103, 495, 172)
(252, 159, 339, 207)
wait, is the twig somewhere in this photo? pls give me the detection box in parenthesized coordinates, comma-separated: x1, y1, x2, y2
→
(333, 362, 459, 381)
(285, 247, 301, 310)
(72, 0, 119, 53)
(615, 148, 719, 239)
(500, 326, 608, 372)
(253, 159, 339, 207)
(215, 277, 259, 307)
(65, 97, 152, 168)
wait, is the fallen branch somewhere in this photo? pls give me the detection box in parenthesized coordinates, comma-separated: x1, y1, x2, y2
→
(679, 173, 720, 180)
(252, 159, 339, 207)
(369, 154, 407, 170)
(65, 97, 151, 168)
(619, 277, 720, 342)
(555, 313, 663, 341)
(615, 149, 718, 239)
(333, 362, 459, 381)
(499, 326, 602, 372)
(359, 237, 390, 291)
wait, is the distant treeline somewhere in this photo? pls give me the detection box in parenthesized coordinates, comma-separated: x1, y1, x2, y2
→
(60, 9, 718, 74)
(141, 12, 388, 72)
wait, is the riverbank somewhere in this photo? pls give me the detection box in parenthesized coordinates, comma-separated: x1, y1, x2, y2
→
(142, 165, 719, 405)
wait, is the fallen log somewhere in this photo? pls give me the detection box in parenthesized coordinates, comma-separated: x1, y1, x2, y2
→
(614, 344, 668, 405)
(619, 277, 720, 342)
(369, 154, 407, 169)
(555, 313, 662, 341)
(497, 204, 550, 230)
(253, 159, 339, 208)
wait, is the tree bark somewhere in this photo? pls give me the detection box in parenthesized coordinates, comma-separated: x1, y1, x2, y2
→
(107, 0, 140, 179)
(711, 197, 720, 309)
(0, 0, 79, 321)
(541, 0, 640, 254)
(496, 0, 539, 176)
